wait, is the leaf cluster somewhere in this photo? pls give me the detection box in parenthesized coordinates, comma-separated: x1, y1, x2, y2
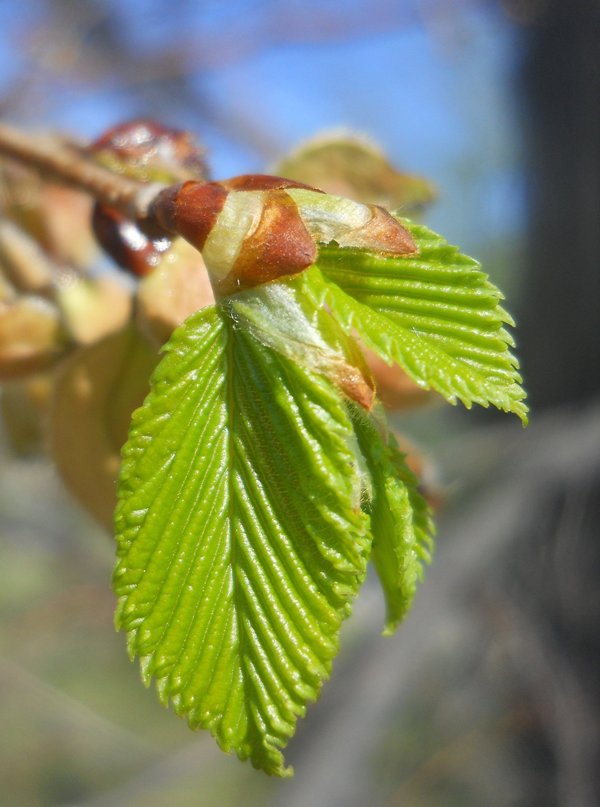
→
(114, 219, 526, 774)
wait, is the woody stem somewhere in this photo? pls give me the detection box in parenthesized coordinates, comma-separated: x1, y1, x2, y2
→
(0, 122, 164, 221)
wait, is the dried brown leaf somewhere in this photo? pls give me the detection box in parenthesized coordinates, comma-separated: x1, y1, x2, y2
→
(49, 324, 157, 528)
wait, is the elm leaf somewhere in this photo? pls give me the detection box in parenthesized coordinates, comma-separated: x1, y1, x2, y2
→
(311, 220, 528, 423)
(114, 304, 371, 776)
(351, 404, 434, 633)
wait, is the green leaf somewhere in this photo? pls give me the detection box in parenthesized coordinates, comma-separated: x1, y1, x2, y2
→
(310, 220, 528, 423)
(228, 271, 375, 410)
(351, 405, 434, 634)
(113, 304, 371, 776)
(227, 277, 433, 630)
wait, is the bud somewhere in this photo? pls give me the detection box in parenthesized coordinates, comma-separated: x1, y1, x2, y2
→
(92, 203, 171, 278)
(273, 131, 436, 213)
(151, 174, 417, 296)
(286, 187, 417, 254)
(90, 119, 208, 278)
(91, 119, 209, 184)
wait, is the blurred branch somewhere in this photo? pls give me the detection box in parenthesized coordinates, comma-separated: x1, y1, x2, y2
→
(0, 657, 158, 755)
(46, 0, 437, 84)
(0, 123, 156, 219)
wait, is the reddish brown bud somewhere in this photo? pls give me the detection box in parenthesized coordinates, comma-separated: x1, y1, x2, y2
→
(92, 119, 208, 182)
(221, 174, 322, 193)
(92, 204, 171, 277)
(222, 190, 316, 294)
(332, 362, 375, 410)
(152, 181, 228, 252)
(340, 205, 417, 255)
(149, 175, 417, 296)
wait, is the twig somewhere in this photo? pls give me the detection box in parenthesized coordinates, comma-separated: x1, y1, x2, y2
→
(0, 122, 164, 221)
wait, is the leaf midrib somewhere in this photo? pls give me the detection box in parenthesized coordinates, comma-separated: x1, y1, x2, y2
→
(224, 307, 248, 737)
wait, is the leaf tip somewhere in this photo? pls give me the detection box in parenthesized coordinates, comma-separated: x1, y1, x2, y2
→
(382, 619, 400, 638)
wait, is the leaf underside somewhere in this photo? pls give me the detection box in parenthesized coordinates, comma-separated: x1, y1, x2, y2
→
(114, 305, 370, 776)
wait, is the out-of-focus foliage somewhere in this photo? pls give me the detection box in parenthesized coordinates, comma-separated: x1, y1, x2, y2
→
(273, 132, 436, 214)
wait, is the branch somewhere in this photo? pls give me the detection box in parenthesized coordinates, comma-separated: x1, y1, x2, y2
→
(0, 122, 164, 221)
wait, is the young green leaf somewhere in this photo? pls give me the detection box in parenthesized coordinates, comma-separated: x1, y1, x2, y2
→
(310, 220, 528, 423)
(228, 270, 375, 409)
(351, 404, 434, 634)
(226, 277, 434, 631)
(113, 304, 371, 776)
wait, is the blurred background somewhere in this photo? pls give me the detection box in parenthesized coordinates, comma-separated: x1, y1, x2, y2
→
(0, 1, 599, 805)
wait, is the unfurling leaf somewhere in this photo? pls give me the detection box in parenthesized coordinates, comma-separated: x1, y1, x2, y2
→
(309, 219, 528, 423)
(0, 119, 525, 779)
(351, 405, 434, 634)
(114, 305, 371, 776)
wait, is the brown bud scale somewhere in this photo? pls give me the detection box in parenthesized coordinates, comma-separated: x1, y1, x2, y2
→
(221, 190, 317, 294)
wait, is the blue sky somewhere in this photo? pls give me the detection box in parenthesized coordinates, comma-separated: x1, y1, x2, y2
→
(0, 1, 525, 255)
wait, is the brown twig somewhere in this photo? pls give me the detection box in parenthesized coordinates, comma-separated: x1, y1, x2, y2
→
(0, 122, 164, 221)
